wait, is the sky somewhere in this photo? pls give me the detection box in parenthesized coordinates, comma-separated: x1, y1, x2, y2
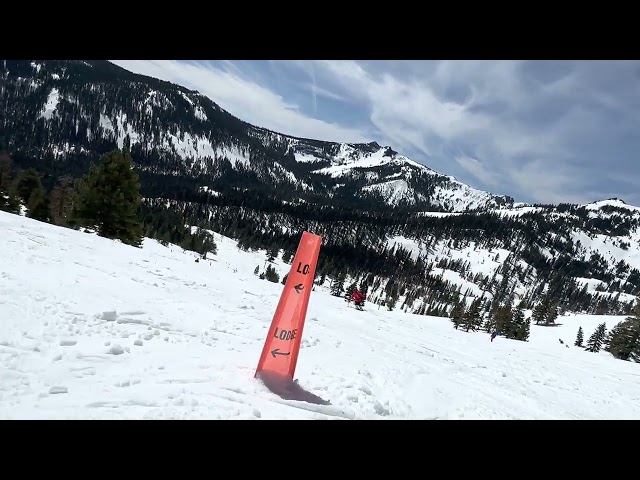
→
(110, 60, 640, 206)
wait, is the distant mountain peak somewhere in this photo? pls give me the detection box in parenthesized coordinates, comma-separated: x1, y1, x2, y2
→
(582, 198, 640, 213)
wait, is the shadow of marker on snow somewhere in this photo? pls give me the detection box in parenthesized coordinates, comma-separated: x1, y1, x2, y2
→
(257, 371, 330, 405)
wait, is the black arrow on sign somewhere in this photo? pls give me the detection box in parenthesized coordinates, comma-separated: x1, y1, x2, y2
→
(294, 283, 304, 294)
(271, 348, 290, 358)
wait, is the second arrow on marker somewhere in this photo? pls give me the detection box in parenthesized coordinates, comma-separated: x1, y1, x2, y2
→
(271, 348, 290, 357)
(294, 283, 304, 294)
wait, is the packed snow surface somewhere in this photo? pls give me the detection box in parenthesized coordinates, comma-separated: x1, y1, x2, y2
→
(1, 211, 639, 419)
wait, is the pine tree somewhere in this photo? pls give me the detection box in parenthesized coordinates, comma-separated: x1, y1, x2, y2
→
(574, 326, 584, 347)
(26, 183, 51, 222)
(12, 168, 43, 205)
(266, 246, 279, 263)
(71, 149, 143, 246)
(531, 301, 545, 325)
(494, 304, 513, 336)
(254, 265, 259, 275)
(482, 316, 495, 333)
(462, 297, 483, 332)
(512, 307, 529, 341)
(330, 272, 345, 297)
(264, 264, 279, 283)
(0, 151, 15, 212)
(281, 273, 288, 285)
(604, 319, 640, 361)
(450, 300, 464, 330)
(49, 175, 75, 225)
(0, 151, 12, 192)
(281, 249, 293, 264)
(605, 299, 640, 361)
(10, 168, 51, 221)
(531, 296, 550, 325)
(2, 185, 19, 213)
(544, 302, 559, 325)
(585, 322, 607, 353)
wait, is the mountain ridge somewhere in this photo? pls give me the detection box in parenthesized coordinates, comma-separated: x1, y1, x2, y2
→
(2, 59, 515, 213)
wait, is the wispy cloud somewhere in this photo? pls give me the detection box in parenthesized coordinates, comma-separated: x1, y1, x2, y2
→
(455, 156, 500, 188)
(110, 60, 370, 143)
(312, 85, 347, 102)
(310, 62, 317, 115)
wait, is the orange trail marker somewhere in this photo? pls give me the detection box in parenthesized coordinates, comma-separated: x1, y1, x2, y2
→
(255, 231, 322, 380)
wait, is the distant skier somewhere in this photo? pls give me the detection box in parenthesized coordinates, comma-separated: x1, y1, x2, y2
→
(491, 331, 498, 342)
(348, 290, 366, 311)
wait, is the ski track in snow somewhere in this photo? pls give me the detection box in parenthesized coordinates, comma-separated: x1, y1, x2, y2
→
(1, 211, 640, 419)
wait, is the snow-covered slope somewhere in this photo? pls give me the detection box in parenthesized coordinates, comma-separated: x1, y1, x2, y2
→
(300, 141, 512, 210)
(2, 211, 639, 420)
(582, 198, 640, 213)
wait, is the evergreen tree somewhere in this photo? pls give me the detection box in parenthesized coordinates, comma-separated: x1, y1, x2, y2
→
(12, 168, 43, 205)
(482, 316, 494, 333)
(0, 152, 15, 211)
(10, 168, 51, 221)
(585, 322, 607, 352)
(281, 249, 293, 264)
(450, 300, 464, 330)
(264, 264, 279, 283)
(281, 273, 288, 285)
(512, 306, 529, 341)
(574, 326, 584, 347)
(49, 175, 75, 225)
(0, 152, 12, 192)
(26, 183, 51, 222)
(605, 318, 640, 361)
(494, 304, 513, 335)
(544, 301, 559, 325)
(266, 246, 279, 263)
(1, 185, 19, 213)
(330, 272, 345, 297)
(71, 149, 143, 246)
(462, 297, 483, 332)
(605, 299, 640, 361)
(531, 301, 545, 325)
(531, 296, 550, 325)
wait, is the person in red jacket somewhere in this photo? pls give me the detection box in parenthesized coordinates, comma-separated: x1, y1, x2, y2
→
(349, 290, 366, 310)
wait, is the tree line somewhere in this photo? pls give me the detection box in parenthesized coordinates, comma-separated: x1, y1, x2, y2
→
(0, 147, 217, 256)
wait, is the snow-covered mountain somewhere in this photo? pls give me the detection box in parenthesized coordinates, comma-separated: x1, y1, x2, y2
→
(287, 140, 512, 210)
(0, 60, 513, 212)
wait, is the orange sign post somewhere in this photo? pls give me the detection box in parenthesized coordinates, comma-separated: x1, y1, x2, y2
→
(255, 231, 322, 380)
